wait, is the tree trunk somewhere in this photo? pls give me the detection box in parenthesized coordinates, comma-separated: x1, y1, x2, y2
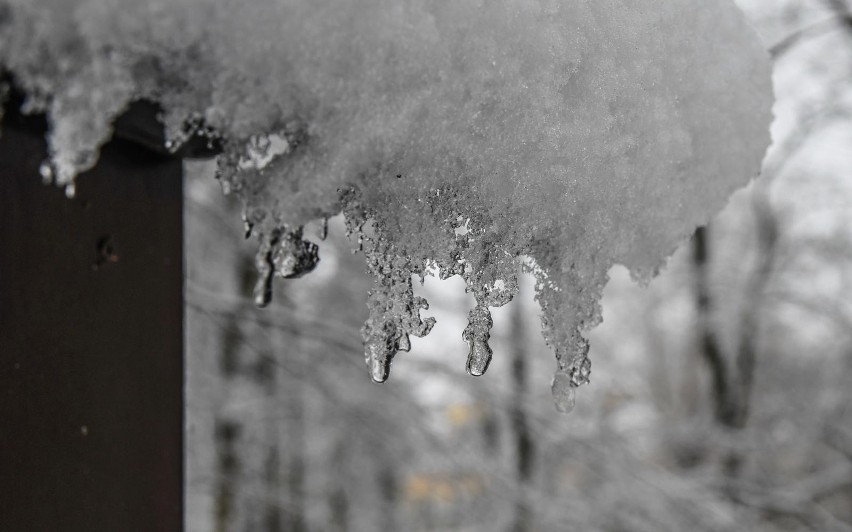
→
(509, 284, 534, 532)
(691, 226, 736, 428)
(691, 195, 778, 483)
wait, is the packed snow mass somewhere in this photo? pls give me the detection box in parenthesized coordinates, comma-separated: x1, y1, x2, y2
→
(0, 0, 772, 410)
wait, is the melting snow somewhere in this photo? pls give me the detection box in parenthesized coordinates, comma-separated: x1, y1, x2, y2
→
(0, 0, 773, 410)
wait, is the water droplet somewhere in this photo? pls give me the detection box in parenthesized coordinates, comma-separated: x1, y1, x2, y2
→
(364, 331, 394, 383)
(39, 161, 53, 184)
(251, 227, 321, 306)
(551, 370, 577, 413)
(550, 338, 590, 413)
(465, 339, 492, 376)
(397, 333, 411, 352)
(272, 232, 319, 278)
(64, 183, 76, 199)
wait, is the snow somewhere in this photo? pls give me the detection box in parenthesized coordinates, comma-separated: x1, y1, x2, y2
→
(0, 0, 773, 409)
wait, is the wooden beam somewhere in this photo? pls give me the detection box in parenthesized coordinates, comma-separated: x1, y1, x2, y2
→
(0, 107, 184, 531)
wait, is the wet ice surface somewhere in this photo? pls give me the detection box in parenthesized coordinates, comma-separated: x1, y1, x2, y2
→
(0, 0, 773, 409)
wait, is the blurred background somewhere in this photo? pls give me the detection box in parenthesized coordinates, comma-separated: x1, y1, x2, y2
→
(185, 0, 852, 530)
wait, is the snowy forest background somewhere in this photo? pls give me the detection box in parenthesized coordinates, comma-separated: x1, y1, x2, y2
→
(185, 0, 852, 530)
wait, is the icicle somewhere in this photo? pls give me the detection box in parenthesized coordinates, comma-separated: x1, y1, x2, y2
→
(362, 314, 427, 383)
(342, 186, 437, 382)
(397, 333, 411, 352)
(251, 226, 319, 307)
(272, 228, 319, 279)
(463, 304, 494, 376)
(551, 372, 577, 413)
(550, 334, 591, 413)
(364, 327, 396, 383)
(360, 279, 435, 382)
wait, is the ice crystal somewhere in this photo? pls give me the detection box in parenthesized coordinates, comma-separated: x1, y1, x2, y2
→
(0, 0, 773, 409)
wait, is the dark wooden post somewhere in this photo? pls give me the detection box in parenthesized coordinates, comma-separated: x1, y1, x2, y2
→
(0, 105, 184, 531)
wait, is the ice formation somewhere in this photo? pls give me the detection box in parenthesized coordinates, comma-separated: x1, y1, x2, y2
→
(0, 0, 773, 410)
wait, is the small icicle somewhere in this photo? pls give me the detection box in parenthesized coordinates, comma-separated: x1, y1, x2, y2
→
(397, 332, 411, 352)
(272, 229, 319, 278)
(252, 227, 319, 307)
(64, 183, 76, 199)
(466, 339, 493, 376)
(364, 330, 395, 383)
(551, 371, 577, 413)
(463, 304, 494, 376)
(550, 334, 592, 413)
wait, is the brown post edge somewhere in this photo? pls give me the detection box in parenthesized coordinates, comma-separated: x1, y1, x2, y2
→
(0, 103, 184, 531)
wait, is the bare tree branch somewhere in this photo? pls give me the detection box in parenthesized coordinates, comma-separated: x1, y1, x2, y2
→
(692, 226, 736, 427)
